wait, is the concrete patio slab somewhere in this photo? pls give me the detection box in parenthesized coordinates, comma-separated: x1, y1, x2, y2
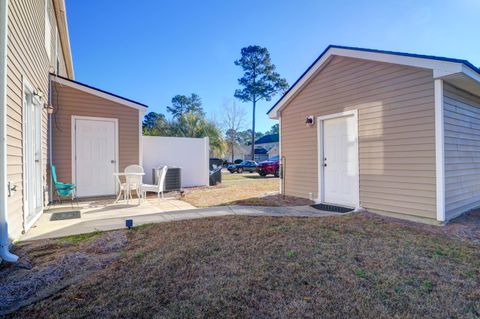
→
(20, 200, 341, 241)
(21, 197, 196, 241)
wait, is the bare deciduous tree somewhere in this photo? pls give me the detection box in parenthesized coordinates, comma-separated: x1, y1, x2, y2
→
(223, 100, 247, 162)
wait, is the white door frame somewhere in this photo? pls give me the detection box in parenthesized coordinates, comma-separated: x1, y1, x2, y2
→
(71, 116, 119, 196)
(22, 79, 44, 230)
(317, 110, 360, 209)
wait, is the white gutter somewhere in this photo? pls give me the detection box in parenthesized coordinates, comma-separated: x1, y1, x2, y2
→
(0, 0, 19, 263)
(52, 0, 74, 78)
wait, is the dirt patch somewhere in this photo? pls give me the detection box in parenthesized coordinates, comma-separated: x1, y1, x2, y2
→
(84, 232, 128, 254)
(9, 212, 480, 318)
(233, 193, 314, 206)
(0, 231, 127, 316)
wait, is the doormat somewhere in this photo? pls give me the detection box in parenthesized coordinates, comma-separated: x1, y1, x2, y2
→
(310, 204, 353, 213)
(50, 211, 81, 221)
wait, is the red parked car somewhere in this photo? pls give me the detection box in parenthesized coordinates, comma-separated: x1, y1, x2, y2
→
(256, 156, 280, 177)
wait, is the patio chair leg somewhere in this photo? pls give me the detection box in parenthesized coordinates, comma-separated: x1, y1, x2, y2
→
(46, 199, 56, 211)
(115, 189, 123, 203)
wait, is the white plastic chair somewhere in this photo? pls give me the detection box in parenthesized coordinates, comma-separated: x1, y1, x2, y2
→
(142, 166, 168, 199)
(125, 164, 144, 203)
(114, 174, 127, 203)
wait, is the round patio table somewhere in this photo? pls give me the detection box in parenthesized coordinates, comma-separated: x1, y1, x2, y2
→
(113, 172, 145, 204)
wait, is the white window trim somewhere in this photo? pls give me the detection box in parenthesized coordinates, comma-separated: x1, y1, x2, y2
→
(44, 0, 51, 60)
(55, 25, 59, 73)
(71, 116, 119, 196)
(316, 110, 360, 210)
(434, 79, 446, 222)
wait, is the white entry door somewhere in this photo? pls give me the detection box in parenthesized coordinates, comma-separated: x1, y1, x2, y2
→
(322, 114, 358, 207)
(24, 88, 43, 225)
(73, 117, 117, 197)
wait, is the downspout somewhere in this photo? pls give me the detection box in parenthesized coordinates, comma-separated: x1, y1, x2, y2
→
(0, 0, 19, 263)
(48, 75, 53, 202)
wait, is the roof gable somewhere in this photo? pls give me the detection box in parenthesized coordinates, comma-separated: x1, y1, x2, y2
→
(51, 74, 148, 111)
(268, 45, 480, 119)
(255, 134, 279, 144)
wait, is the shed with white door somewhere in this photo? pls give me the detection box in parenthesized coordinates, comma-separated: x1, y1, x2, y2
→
(268, 45, 480, 223)
(51, 75, 147, 198)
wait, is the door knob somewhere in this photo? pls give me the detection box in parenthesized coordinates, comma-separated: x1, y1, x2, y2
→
(111, 160, 116, 164)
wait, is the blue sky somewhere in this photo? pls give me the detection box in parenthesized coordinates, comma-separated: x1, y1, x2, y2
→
(66, 0, 480, 133)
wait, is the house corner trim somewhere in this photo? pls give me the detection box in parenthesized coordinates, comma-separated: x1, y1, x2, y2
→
(434, 78, 446, 222)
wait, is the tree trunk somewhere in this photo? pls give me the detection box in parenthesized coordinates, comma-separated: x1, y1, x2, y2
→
(231, 144, 235, 163)
(251, 99, 256, 161)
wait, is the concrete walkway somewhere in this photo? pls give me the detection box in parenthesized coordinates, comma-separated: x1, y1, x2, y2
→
(21, 197, 195, 241)
(21, 203, 338, 241)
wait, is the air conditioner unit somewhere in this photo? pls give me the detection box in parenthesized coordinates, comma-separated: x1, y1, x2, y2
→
(152, 167, 182, 191)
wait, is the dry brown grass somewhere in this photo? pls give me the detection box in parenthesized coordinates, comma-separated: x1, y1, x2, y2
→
(7, 212, 480, 318)
(182, 173, 312, 207)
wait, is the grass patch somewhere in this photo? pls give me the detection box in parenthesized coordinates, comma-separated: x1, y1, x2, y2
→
(183, 173, 279, 207)
(58, 231, 101, 244)
(183, 172, 312, 207)
(133, 252, 145, 260)
(286, 250, 297, 258)
(12, 213, 480, 318)
(355, 269, 367, 278)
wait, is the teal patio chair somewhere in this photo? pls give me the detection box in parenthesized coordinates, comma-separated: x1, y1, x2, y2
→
(51, 164, 77, 205)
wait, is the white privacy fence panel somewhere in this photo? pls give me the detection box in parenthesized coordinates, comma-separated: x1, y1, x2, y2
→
(142, 136, 209, 187)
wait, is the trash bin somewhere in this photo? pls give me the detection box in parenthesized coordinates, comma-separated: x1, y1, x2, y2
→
(209, 158, 223, 186)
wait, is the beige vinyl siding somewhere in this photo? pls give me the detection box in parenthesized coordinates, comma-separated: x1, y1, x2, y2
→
(280, 56, 436, 219)
(443, 84, 480, 219)
(51, 82, 140, 192)
(6, 0, 69, 239)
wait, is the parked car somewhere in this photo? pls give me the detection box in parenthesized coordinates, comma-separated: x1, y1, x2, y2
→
(256, 157, 280, 177)
(227, 160, 258, 173)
